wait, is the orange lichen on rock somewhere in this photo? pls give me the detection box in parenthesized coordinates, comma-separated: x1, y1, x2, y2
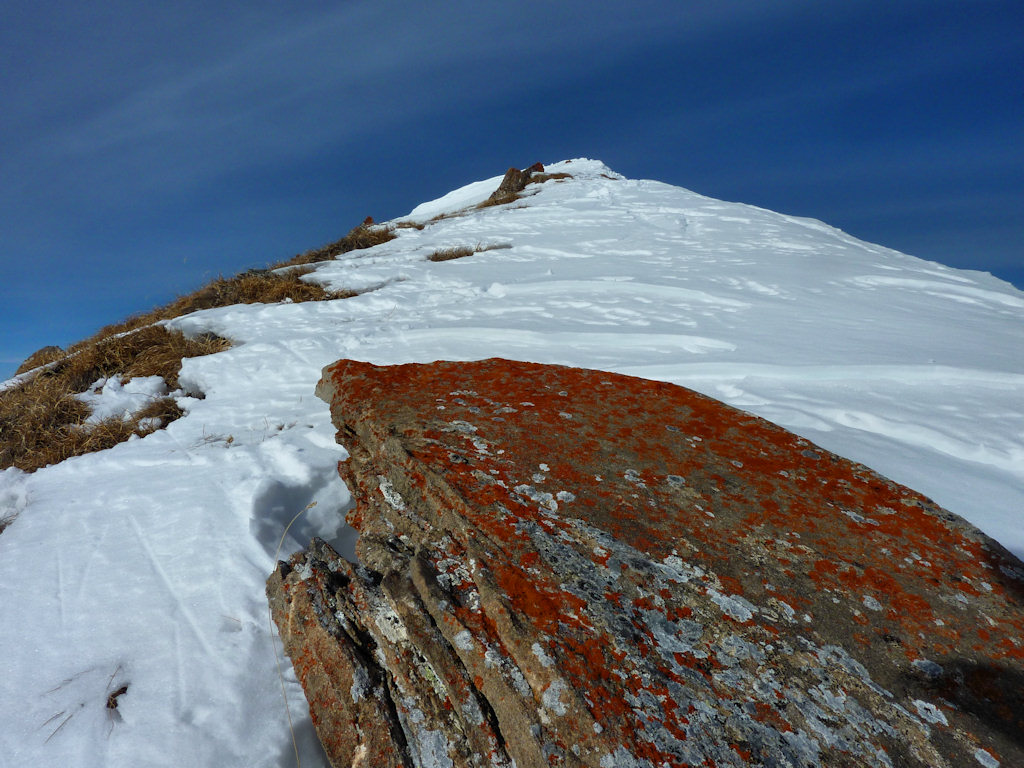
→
(268, 358, 1024, 768)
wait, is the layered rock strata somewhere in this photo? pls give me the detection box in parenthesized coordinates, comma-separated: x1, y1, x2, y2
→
(267, 358, 1024, 768)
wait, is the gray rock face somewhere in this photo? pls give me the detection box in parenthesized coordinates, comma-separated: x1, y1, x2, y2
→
(268, 358, 1024, 768)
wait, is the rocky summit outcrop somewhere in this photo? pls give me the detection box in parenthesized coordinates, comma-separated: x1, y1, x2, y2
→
(485, 163, 544, 205)
(267, 358, 1024, 768)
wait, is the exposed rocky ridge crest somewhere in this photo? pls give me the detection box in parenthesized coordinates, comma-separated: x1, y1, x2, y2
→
(268, 358, 1024, 768)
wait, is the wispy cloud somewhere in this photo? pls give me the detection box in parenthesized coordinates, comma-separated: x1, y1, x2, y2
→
(3, 1, 816, 204)
(2, 0, 1020, 366)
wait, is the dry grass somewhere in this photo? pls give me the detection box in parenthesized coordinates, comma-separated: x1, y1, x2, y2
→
(275, 222, 396, 268)
(58, 268, 347, 356)
(395, 210, 468, 229)
(60, 326, 230, 392)
(429, 210, 466, 224)
(4, 217, 383, 472)
(15, 346, 65, 376)
(427, 246, 476, 262)
(1, 327, 228, 472)
(158, 268, 350, 315)
(427, 243, 511, 262)
(526, 172, 573, 185)
(475, 192, 520, 209)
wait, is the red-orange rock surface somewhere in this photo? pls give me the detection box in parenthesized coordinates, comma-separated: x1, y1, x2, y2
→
(268, 358, 1024, 768)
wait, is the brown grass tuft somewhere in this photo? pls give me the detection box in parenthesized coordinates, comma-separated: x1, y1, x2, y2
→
(429, 211, 466, 224)
(134, 396, 186, 426)
(159, 269, 349, 314)
(43, 269, 349, 365)
(62, 326, 231, 392)
(427, 246, 476, 262)
(427, 243, 512, 263)
(275, 222, 396, 268)
(15, 346, 65, 376)
(1, 327, 229, 472)
(526, 172, 573, 185)
(475, 192, 520, 209)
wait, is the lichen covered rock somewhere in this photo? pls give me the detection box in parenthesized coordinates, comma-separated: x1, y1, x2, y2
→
(268, 358, 1024, 768)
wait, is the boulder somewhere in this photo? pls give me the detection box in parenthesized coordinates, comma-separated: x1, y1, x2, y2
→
(268, 358, 1024, 768)
(485, 164, 543, 206)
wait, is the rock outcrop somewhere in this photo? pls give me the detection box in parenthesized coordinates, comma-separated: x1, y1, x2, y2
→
(268, 358, 1024, 768)
(485, 163, 544, 206)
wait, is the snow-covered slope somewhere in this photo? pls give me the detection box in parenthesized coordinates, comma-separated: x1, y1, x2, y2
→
(1, 159, 1021, 767)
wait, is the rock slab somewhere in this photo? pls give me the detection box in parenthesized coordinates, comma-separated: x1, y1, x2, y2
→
(485, 163, 542, 205)
(268, 358, 1024, 768)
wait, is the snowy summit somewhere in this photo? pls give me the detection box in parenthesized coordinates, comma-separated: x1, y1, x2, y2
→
(1, 159, 1022, 767)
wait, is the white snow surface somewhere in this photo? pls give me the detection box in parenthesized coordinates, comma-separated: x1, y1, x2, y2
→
(1, 157, 1022, 766)
(75, 375, 170, 424)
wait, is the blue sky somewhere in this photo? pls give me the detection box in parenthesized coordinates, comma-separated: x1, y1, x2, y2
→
(2, 0, 1022, 381)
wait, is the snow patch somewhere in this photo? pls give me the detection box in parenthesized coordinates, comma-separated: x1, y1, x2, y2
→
(75, 375, 169, 423)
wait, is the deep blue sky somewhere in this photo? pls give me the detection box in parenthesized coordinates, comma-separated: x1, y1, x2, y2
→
(2, 1, 1022, 381)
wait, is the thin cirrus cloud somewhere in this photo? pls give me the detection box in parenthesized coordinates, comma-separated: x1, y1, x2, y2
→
(3, 1, 803, 202)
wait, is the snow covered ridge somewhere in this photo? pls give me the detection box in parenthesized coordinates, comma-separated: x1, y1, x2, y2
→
(0, 158, 1022, 766)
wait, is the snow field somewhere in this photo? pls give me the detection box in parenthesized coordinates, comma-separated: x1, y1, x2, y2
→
(0, 158, 1021, 767)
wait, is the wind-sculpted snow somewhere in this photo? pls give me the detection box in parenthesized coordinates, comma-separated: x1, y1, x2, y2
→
(0, 158, 1021, 765)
